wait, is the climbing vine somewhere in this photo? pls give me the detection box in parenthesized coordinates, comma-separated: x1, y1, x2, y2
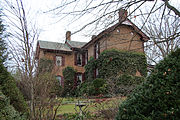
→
(62, 66, 76, 96)
(85, 49, 147, 80)
(83, 49, 147, 96)
(39, 58, 53, 73)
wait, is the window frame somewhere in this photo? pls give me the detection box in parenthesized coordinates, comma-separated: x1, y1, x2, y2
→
(76, 73, 83, 86)
(94, 42, 100, 59)
(56, 56, 62, 66)
(76, 53, 82, 66)
(56, 75, 62, 86)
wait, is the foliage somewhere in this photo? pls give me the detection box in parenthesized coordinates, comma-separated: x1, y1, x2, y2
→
(84, 49, 146, 96)
(0, 11, 8, 64)
(116, 48, 180, 120)
(0, 63, 28, 114)
(38, 58, 53, 73)
(62, 66, 76, 96)
(85, 49, 147, 80)
(76, 78, 107, 96)
(107, 74, 145, 96)
(35, 72, 62, 98)
(62, 112, 94, 120)
(0, 90, 27, 120)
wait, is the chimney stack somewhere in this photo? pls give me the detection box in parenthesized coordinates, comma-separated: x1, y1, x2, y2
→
(66, 31, 71, 41)
(119, 9, 128, 23)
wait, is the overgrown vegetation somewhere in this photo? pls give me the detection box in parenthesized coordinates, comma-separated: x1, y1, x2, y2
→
(81, 49, 147, 96)
(0, 90, 26, 120)
(85, 49, 147, 80)
(76, 78, 107, 96)
(0, 12, 7, 64)
(0, 10, 28, 116)
(116, 48, 180, 120)
(62, 66, 76, 96)
(0, 63, 28, 114)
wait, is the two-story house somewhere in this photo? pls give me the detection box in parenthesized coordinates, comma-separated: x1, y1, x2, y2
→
(35, 31, 87, 86)
(35, 9, 149, 86)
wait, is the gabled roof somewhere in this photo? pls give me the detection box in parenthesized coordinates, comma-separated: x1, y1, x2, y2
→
(82, 18, 149, 49)
(66, 40, 87, 48)
(38, 40, 72, 52)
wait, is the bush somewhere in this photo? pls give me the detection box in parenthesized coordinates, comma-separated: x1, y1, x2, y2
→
(76, 78, 107, 96)
(0, 90, 26, 120)
(62, 66, 76, 96)
(116, 48, 180, 120)
(0, 64, 28, 114)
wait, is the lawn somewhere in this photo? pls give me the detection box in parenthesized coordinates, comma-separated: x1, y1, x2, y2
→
(56, 97, 126, 115)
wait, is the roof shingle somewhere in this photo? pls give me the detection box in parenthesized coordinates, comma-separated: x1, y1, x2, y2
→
(38, 40, 72, 51)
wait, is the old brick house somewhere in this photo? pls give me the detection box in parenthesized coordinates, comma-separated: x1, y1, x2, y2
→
(35, 9, 149, 86)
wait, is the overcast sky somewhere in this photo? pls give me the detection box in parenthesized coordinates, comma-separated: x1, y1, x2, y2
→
(2, 0, 179, 44)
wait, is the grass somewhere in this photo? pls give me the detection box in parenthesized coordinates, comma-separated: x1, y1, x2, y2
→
(56, 97, 126, 115)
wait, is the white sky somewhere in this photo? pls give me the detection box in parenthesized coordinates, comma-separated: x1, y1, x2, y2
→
(3, 0, 179, 44)
(27, 0, 92, 43)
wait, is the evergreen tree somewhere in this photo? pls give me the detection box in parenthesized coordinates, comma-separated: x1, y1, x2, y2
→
(116, 48, 180, 120)
(0, 10, 28, 115)
(0, 90, 26, 120)
(0, 10, 7, 64)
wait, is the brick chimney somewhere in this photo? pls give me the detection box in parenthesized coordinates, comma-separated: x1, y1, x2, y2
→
(66, 31, 71, 41)
(119, 9, 128, 23)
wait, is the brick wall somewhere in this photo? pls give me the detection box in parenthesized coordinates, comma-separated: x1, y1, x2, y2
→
(38, 50, 85, 76)
(87, 25, 144, 59)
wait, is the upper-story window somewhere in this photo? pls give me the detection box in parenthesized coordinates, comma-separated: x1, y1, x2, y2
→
(56, 56, 64, 66)
(85, 51, 88, 65)
(94, 42, 100, 59)
(76, 53, 82, 66)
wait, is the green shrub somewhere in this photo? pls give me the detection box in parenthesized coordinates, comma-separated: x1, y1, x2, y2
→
(75, 82, 95, 96)
(62, 66, 76, 96)
(76, 78, 107, 96)
(116, 48, 180, 120)
(0, 64, 28, 114)
(107, 74, 145, 96)
(0, 90, 26, 120)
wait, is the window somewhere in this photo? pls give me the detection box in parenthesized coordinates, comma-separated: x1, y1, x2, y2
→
(76, 73, 82, 86)
(96, 68, 99, 77)
(76, 53, 82, 66)
(85, 51, 88, 65)
(56, 76, 62, 86)
(94, 42, 100, 59)
(94, 68, 99, 79)
(56, 56, 62, 66)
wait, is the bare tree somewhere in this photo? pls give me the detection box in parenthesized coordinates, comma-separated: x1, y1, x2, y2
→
(2, 0, 38, 118)
(2, 0, 63, 119)
(143, 14, 180, 64)
(45, 0, 179, 34)
(46, 0, 179, 65)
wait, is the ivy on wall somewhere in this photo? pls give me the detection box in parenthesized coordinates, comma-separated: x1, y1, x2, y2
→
(39, 58, 53, 73)
(83, 49, 147, 96)
(85, 49, 147, 80)
(62, 66, 76, 96)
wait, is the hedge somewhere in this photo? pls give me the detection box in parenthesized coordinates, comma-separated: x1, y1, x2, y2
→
(116, 48, 180, 120)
